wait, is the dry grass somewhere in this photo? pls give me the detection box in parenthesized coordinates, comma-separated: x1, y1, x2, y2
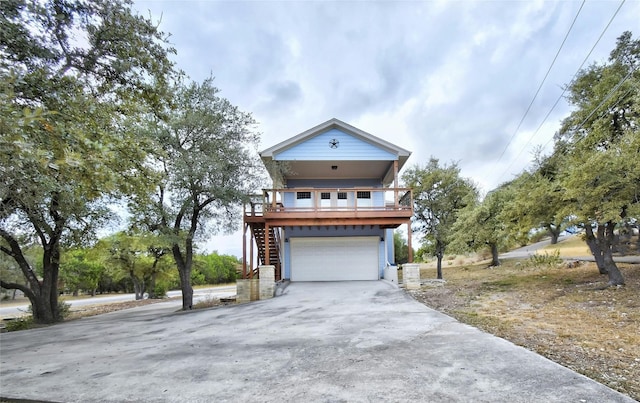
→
(539, 235, 591, 257)
(409, 259, 640, 400)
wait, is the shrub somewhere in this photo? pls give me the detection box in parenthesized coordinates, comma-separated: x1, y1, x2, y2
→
(25, 301, 71, 322)
(153, 283, 168, 299)
(5, 316, 34, 332)
(529, 250, 562, 268)
(193, 296, 220, 309)
(57, 301, 71, 320)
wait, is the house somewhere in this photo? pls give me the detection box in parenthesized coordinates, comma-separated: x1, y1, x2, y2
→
(241, 118, 413, 282)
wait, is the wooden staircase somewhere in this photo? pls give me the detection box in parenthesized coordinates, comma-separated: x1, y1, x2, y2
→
(248, 223, 282, 280)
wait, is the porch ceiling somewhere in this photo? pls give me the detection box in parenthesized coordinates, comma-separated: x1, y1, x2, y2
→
(282, 160, 392, 181)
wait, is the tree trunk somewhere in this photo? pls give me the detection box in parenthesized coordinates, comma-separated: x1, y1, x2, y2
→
(547, 224, 561, 245)
(148, 272, 158, 299)
(584, 225, 607, 274)
(148, 258, 160, 299)
(489, 243, 500, 267)
(130, 272, 144, 300)
(585, 222, 625, 285)
(603, 248, 625, 286)
(602, 221, 625, 286)
(435, 240, 444, 280)
(1, 228, 60, 323)
(173, 243, 193, 310)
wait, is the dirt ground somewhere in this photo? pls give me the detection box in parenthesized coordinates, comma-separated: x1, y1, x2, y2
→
(409, 259, 640, 401)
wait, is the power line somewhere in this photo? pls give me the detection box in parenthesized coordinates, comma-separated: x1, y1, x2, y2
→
(546, 66, 637, 152)
(492, 0, 586, 171)
(495, 0, 627, 182)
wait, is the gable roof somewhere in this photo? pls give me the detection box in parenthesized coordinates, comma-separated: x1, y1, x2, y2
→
(260, 118, 411, 163)
(260, 118, 412, 187)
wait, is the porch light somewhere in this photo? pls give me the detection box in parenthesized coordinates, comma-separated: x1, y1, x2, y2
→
(331, 165, 338, 170)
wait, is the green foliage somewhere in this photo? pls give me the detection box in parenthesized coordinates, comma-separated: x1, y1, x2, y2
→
(190, 270, 206, 286)
(0, 0, 175, 323)
(403, 158, 478, 278)
(60, 248, 105, 295)
(551, 31, 639, 285)
(195, 253, 240, 284)
(452, 184, 515, 266)
(130, 77, 263, 310)
(4, 316, 34, 332)
(503, 154, 566, 244)
(152, 283, 168, 299)
(95, 231, 174, 299)
(393, 231, 410, 264)
(529, 250, 562, 268)
(56, 301, 71, 321)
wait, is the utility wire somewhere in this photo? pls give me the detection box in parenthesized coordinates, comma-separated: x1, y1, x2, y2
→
(543, 66, 636, 152)
(492, 0, 586, 172)
(495, 0, 627, 182)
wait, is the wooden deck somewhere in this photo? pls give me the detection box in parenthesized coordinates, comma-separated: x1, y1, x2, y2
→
(246, 187, 412, 227)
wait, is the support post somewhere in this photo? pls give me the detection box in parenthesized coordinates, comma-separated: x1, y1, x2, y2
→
(265, 223, 270, 265)
(403, 263, 421, 290)
(393, 160, 399, 208)
(249, 227, 255, 279)
(242, 223, 247, 279)
(407, 221, 413, 263)
(259, 265, 275, 299)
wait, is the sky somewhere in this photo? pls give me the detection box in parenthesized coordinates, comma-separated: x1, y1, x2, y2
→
(132, 0, 639, 257)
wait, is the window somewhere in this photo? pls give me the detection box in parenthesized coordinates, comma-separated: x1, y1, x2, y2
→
(320, 192, 331, 200)
(357, 191, 371, 199)
(337, 192, 347, 200)
(297, 192, 311, 200)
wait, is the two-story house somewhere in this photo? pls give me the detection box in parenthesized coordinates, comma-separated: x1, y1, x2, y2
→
(242, 118, 413, 282)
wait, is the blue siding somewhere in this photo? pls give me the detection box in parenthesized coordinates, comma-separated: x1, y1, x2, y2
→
(275, 128, 396, 161)
(284, 179, 385, 208)
(287, 179, 382, 188)
(386, 229, 395, 264)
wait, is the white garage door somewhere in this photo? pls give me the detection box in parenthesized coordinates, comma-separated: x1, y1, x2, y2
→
(290, 237, 379, 281)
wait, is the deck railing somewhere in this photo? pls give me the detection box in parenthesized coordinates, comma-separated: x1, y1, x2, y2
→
(245, 187, 412, 217)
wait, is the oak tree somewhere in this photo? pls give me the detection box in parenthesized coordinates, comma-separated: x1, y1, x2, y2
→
(0, 0, 174, 323)
(131, 78, 263, 310)
(554, 31, 639, 286)
(403, 158, 478, 279)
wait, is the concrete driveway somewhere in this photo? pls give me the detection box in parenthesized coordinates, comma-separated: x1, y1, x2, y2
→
(0, 281, 633, 402)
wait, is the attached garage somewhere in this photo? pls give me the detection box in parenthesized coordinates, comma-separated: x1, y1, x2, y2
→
(290, 236, 379, 281)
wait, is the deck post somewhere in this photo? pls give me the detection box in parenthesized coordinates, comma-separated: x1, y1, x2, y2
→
(242, 222, 247, 279)
(265, 223, 270, 265)
(393, 160, 399, 208)
(249, 226, 255, 279)
(407, 221, 413, 263)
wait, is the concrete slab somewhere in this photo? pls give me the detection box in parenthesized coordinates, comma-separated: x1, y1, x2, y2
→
(0, 281, 634, 402)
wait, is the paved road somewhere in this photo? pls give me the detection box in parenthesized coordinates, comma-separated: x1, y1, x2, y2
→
(499, 235, 570, 259)
(0, 285, 236, 319)
(499, 235, 640, 263)
(0, 281, 633, 402)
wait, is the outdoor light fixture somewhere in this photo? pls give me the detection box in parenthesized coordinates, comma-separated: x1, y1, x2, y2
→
(331, 165, 338, 170)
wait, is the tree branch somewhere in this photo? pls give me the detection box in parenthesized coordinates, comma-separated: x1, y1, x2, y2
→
(0, 280, 35, 300)
(0, 227, 41, 293)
